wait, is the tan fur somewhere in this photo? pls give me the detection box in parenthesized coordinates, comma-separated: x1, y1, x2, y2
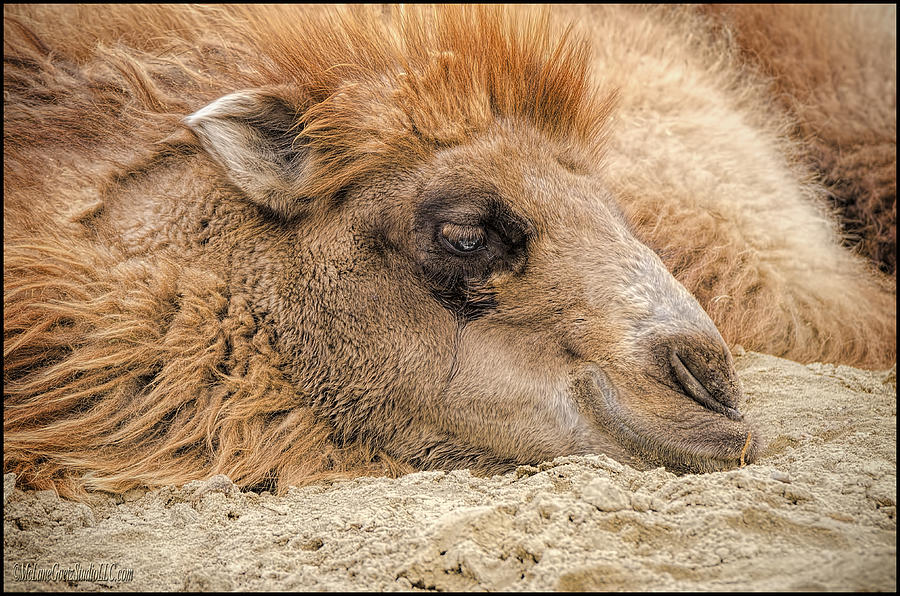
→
(557, 4, 896, 366)
(4, 4, 895, 499)
(702, 4, 897, 275)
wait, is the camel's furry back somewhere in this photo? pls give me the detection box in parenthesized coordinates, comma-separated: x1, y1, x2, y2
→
(557, 4, 895, 367)
(705, 4, 897, 275)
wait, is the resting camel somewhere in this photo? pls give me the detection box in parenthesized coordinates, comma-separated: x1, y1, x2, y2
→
(3, 4, 895, 499)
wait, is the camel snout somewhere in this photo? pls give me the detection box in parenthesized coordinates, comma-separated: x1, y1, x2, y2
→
(662, 335, 743, 421)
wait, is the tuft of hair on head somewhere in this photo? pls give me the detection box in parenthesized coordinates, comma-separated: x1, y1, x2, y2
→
(180, 5, 617, 218)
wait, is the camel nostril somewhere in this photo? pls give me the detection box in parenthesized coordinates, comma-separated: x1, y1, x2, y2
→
(669, 349, 743, 421)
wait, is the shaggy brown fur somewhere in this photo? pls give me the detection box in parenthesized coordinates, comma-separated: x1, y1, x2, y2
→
(703, 4, 897, 275)
(4, 241, 414, 496)
(4, 4, 896, 499)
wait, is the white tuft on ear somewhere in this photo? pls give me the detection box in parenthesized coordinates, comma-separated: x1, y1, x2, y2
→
(185, 89, 309, 219)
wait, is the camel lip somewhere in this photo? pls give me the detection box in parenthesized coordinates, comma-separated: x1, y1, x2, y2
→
(572, 364, 760, 471)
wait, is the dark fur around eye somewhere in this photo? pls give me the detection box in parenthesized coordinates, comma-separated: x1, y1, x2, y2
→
(414, 187, 531, 319)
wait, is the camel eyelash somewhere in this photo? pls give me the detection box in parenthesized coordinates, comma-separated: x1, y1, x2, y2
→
(439, 222, 486, 255)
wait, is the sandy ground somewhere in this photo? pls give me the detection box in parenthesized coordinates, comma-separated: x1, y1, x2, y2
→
(3, 351, 896, 592)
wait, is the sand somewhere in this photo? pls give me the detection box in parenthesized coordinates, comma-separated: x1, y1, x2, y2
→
(3, 351, 896, 592)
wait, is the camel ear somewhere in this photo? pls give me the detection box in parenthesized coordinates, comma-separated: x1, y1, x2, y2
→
(184, 89, 310, 220)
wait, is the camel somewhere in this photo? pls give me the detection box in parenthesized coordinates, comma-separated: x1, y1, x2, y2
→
(703, 4, 897, 276)
(3, 4, 895, 499)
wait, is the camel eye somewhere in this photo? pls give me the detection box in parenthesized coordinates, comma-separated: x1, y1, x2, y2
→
(440, 223, 485, 255)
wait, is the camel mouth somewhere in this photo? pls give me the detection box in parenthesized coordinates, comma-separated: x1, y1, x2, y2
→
(572, 365, 762, 473)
